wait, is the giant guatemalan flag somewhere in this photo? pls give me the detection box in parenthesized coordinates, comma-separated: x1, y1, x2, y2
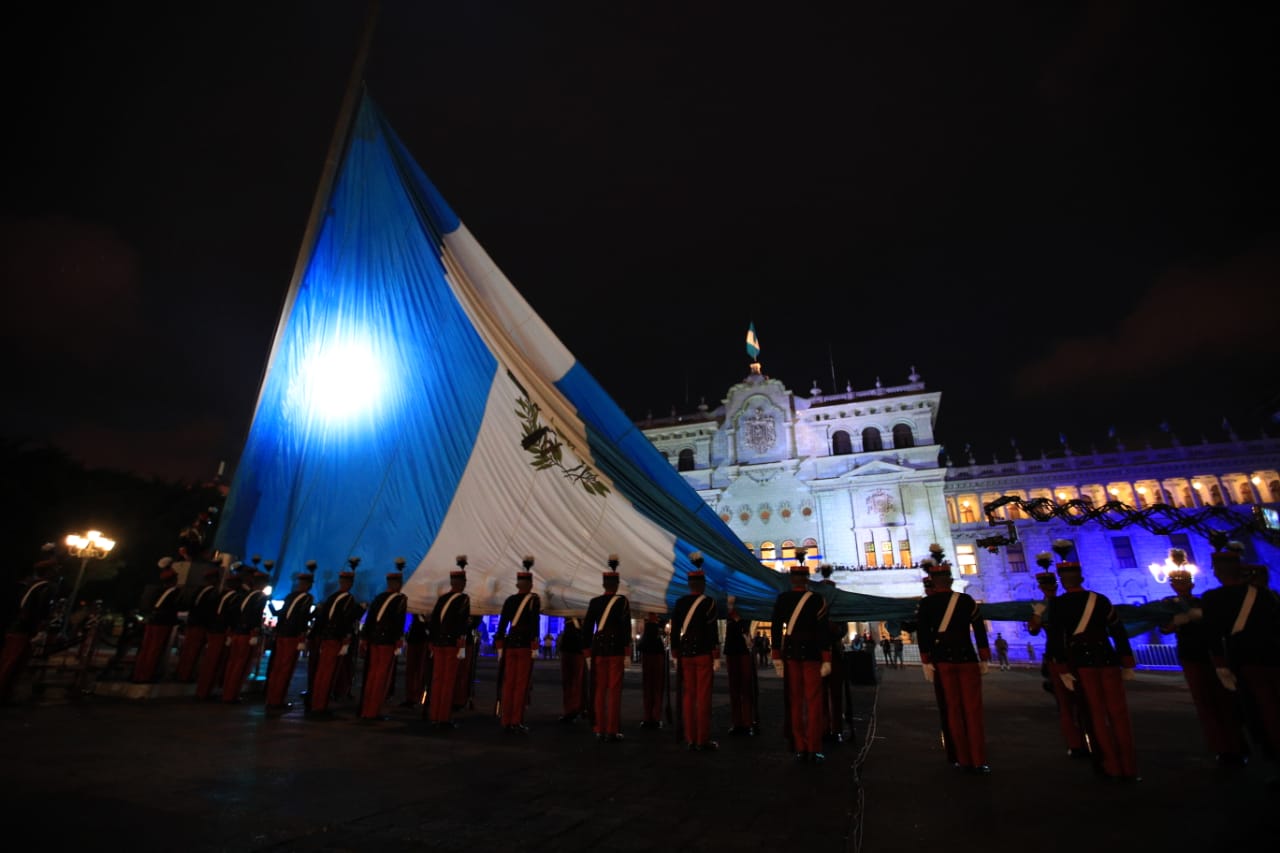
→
(214, 94, 919, 623)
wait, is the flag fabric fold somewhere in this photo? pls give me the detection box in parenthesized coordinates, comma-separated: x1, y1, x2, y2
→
(745, 322, 760, 361)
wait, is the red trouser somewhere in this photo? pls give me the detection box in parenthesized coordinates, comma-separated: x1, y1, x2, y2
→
(359, 644, 396, 718)
(727, 652, 755, 729)
(0, 633, 32, 702)
(264, 636, 302, 707)
(679, 654, 713, 745)
(1076, 666, 1137, 777)
(310, 639, 346, 712)
(641, 652, 666, 723)
(404, 641, 428, 705)
(785, 660, 824, 753)
(1047, 661, 1088, 750)
(222, 634, 254, 701)
(936, 661, 986, 768)
(1238, 663, 1280, 756)
(500, 647, 534, 725)
(561, 652, 585, 716)
(131, 624, 171, 683)
(428, 646, 461, 723)
(452, 642, 474, 708)
(591, 655, 624, 735)
(1181, 659, 1248, 755)
(194, 632, 227, 699)
(175, 626, 207, 682)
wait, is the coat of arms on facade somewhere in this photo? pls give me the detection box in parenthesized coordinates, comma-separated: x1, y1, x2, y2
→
(865, 489, 898, 524)
(742, 407, 777, 454)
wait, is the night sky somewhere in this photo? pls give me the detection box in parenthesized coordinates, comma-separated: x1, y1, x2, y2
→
(5, 2, 1279, 483)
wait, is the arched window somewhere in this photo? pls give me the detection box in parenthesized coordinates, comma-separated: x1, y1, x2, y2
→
(861, 427, 883, 452)
(677, 448, 695, 472)
(1209, 484, 1225, 506)
(831, 430, 853, 456)
(891, 424, 915, 449)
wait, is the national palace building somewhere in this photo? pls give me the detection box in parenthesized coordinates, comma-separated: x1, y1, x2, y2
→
(637, 362, 1280, 661)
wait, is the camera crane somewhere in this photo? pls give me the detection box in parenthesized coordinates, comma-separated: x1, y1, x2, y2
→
(977, 495, 1278, 549)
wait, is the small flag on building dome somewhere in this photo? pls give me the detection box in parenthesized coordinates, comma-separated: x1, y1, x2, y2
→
(746, 322, 760, 361)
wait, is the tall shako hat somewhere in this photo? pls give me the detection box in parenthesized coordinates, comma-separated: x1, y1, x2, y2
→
(688, 551, 705, 580)
(387, 556, 406, 581)
(339, 556, 359, 580)
(258, 559, 274, 580)
(518, 555, 534, 580)
(789, 547, 810, 577)
(922, 543, 952, 578)
(1051, 539, 1081, 574)
(1033, 550, 1056, 582)
(451, 555, 467, 578)
(603, 554, 620, 581)
(295, 560, 318, 582)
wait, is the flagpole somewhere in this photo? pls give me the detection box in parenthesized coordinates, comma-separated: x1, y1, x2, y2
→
(245, 0, 383, 431)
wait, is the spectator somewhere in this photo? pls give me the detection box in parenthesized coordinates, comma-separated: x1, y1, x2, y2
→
(994, 633, 1010, 671)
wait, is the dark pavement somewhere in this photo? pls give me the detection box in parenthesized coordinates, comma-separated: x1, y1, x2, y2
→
(1, 657, 1274, 852)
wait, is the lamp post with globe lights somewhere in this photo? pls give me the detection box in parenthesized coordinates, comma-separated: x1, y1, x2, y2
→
(1148, 547, 1197, 585)
(62, 530, 116, 641)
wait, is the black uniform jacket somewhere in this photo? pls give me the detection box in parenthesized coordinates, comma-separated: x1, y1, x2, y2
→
(274, 591, 315, 638)
(671, 593, 719, 657)
(1202, 583, 1280, 667)
(915, 590, 987, 664)
(9, 578, 54, 634)
(210, 588, 243, 633)
(771, 588, 831, 662)
(584, 592, 631, 656)
(428, 591, 471, 647)
(1046, 589, 1133, 667)
(311, 590, 363, 642)
(496, 592, 541, 649)
(146, 585, 182, 627)
(362, 590, 407, 644)
(230, 589, 267, 635)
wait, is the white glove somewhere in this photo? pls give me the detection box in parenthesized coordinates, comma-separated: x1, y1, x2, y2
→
(1031, 602, 1046, 617)
(339, 644, 349, 656)
(496, 648, 503, 661)
(772, 660, 785, 678)
(978, 661, 989, 675)
(1060, 673, 1076, 691)
(713, 658, 722, 672)
(819, 661, 831, 678)
(623, 655, 632, 669)
(585, 655, 593, 669)
(249, 636, 259, 646)
(1121, 667, 1135, 681)
(922, 663, 935, 683)
(456, 646, 466, 660)
(225, 636, 233, 647)
(298, 640, 307, 652)
(1216, 667, 1237, 692)
(1170, 613, 1191, 627)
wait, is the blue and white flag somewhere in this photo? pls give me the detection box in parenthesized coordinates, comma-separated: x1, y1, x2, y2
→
(212, 95, 914, 623)
(745, 322, 760, 361)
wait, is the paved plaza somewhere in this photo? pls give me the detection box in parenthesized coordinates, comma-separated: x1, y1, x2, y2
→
(1, 658, 1274, 852)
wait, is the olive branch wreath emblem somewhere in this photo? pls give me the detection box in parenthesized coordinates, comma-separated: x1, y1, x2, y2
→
(516, 394, 610, 497)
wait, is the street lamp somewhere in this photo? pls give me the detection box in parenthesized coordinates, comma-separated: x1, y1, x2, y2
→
(63, 530, 116, 639)
(1148, 547, 1197, 585)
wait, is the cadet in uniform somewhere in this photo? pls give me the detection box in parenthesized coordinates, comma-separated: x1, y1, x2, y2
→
(583, 555, 632, 742)
(771, 549, 832, 762)
(1027, 549, 1090, 758)
(1156, 550, 1249, 764)
(358, 559, 408, 720)
(558, 615, 588, 723)
(1045, 547, 1139, 782)
(1, 554, 57, 704)
(131, 558, 181, 683)
(495, 557, 541, 733)
(670, 552, 720, 751)
(638, 611, 668, 730)
(223, 564, 269, 703)
(307, 565, 362, 717)
(195, 564, 245, 700)
(817, 563, 848, 744)
(426, 556, 471, 728)
(264, 564, 315, 712)
(401, 610, 430, 708)
(915, 555, 991, 774)
(723, 594, 757, 736)
(175, 566, 221, 682)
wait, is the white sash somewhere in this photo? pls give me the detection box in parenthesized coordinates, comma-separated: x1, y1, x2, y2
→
(154, 587, 177, 609)
(786, 592, 813, 636)
(19, 580, 49, 610)
(1072, 592, 1097, 637)
(508, 593, 533, 637)
(216, 590, 238, 615)
(598, 595, 623, 632)
(937, 592, 960, 634)
(438, 591, 462, 623)
(1232, 586, 1257, 635)
(375, 591, 404, 623)
(328, 591, 351, 620)
(240, 591, 262, 613)
(284, 593, 312, 622)
(680, 594, 707, 640)
(194, 586, 214, 608)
